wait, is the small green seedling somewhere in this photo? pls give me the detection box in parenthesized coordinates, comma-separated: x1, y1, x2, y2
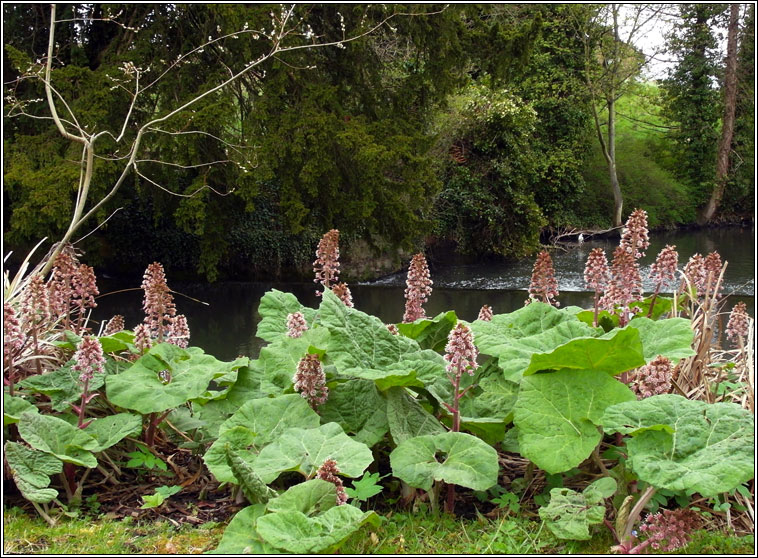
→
(125, 444, 168, 472)
(140, 485, 182, 509)
(490, 491, 520, 515)
(345, 472, 385, 502)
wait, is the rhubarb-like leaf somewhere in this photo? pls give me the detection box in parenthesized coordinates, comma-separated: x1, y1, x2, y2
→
(208, 505, 276, 554)
(19, 357, 114, 411)
(86, 413, 142, 452)
(254, 423, 373, 484)
(255, 505, 381, 554)
(17, 411, 98, 468)
(514, 369, 635, 474)
(619, 317, 696, 363)
(319, 380, 389, 447)
(4, 441, 62, 503)
(219, 394, 320, 443)
(385, 387, 445, 445)
(396, 311, 458, 352)
(389, 431, 499, 492)
(524, 327, 644, 376)
(225, 445, 277, 504)
(106, 343, 245, 414)
(3, 393, 38, 425)
(265, 479, 337, 516)
(470, 302, 599, 381)
(601, 394, 754, 497)
(256, 289, 317, 343)
(539, 477, 617, 540)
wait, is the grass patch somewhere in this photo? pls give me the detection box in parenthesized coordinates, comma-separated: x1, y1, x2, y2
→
(3, 504, 754, 554)
(2, 506, 223, 555)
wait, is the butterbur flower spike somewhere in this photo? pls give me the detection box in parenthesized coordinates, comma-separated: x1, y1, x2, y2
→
(683, 253, 706, 296)
(20, 274, 51, 327)
(639, 508, 700, 552)
(445, 322, 479, 379)
(631, 355, 673, 399)
(73, 335, 106, 384)
(620, 208, 649, 259)
(332, 282, 354, 307)
(477, 305, 493, 321)
(168, 314, 190, 348)
(584, 248, 609, 293)
(649, 245, 678, 288)
(314, 229, 340, 296)
(403, 253, 433, 323)
(142, 262, 176, 342)
(4, 303, 23, 365)
(293, 353, 328, 409)
(386, 323, 399, 335)
(133, 324, 153, 355)
(316, 458, 348, 505)
(726, 302, 749, 342)
(286, 312, 308, 338)
(528, 250, 559, 307)
(103, 315, 125, 336)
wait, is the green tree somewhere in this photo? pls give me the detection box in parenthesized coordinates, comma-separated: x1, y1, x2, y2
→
(659, 4, 724, 209)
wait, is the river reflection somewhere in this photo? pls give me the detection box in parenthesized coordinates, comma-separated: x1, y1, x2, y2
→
(93, 227, 754, 360)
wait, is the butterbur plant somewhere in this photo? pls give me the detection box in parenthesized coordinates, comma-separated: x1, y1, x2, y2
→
(293, 353, 329, 409)
(71, 335, 105, 429)
(630, 356, 673, 399)
(142, 262, 176, 343)
(443, 322, 479, 513)
(648, 245, 678, 318)
(314, 229, 340, 296)
(618, 508, 700, 554)
(168, 314, 190, 348)
(286, 312, 308, 338)
(584, 248, 609, 326)
(527, 250, 559, 307)
(477, 305, 493, 321)
(102, 314, 125, 336)
(133, 324, 153, 356)
(3, 302, 24, 394)
(403, 253, 433, 323)
(332, 282, 354, 308)
(316, 458, 348, 506)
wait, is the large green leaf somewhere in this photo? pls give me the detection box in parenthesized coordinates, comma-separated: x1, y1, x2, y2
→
(17, 411, 98, 468)
(539, 477, 617, 540)
(601, 395, 754, 497)
(385, 387, 445, 445)
(458, 374, 519, 423)
(256, 289, 317, 343)
(204, 394, 321, 483)
(4, 441, 62, 503)
(86, 413, 142, 452)
(514, 370, 636, 474)
(254, 423, 374, 484)
(319, 380, 389, 447)
(19, 357, 114, 411)
(219, 394, 320, 443)
(389, 431, 499, 492)
(396, 311, 458, 352)
(265, 479, 338, 516)
(3, 393, 38, 425)
(207, 505, 276, 554)
(203, 426, 258, 484)
(524, 327, 645, 376)
(106, 344, 245, 414)
(319, 289, 421, 375)
(225, 446, 277, 504)
(470, 302, 600, 381)
(255, 505, 381, 554)
(619, 317, 695, 363)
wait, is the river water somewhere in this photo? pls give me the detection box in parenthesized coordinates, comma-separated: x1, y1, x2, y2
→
(93, 227, 754, 360)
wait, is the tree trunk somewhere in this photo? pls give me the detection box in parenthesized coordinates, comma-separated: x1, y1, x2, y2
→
(700, 3, 740, 223)
(608, 96, 623, 226)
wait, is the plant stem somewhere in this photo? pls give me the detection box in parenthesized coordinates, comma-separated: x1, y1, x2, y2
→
(593, 291, 600, 327)
(646, 284, 661, 318)
(621, 485, 657, 546)
(31, 502, 56, 526)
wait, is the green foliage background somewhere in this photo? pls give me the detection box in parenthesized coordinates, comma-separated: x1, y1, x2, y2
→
(3, 4, 754, 281)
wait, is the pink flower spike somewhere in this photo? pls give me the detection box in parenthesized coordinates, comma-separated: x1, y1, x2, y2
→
(631, 355, 673, 399)
(286, 312, 308, 338)
(332, 282, 354, 307)
(477, 305, 493, 322)
(584, 248, 610, 293)
(313, 229, 340, 296)
(316, 458, 348, 505)
(72, 335, 106, 384)
(620, 209, 650, 259)
(141, 262, 176, 342)
(528, 250, 559, 307)
(293, 353, 328, 409)
(444, 322, 479, 379)
(726, 302, 750, 342)
(168, 314, 190, 348)
(103, 315, 125, 336)
(403, 253, 433, 323)
(649, 245, 678, 289)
